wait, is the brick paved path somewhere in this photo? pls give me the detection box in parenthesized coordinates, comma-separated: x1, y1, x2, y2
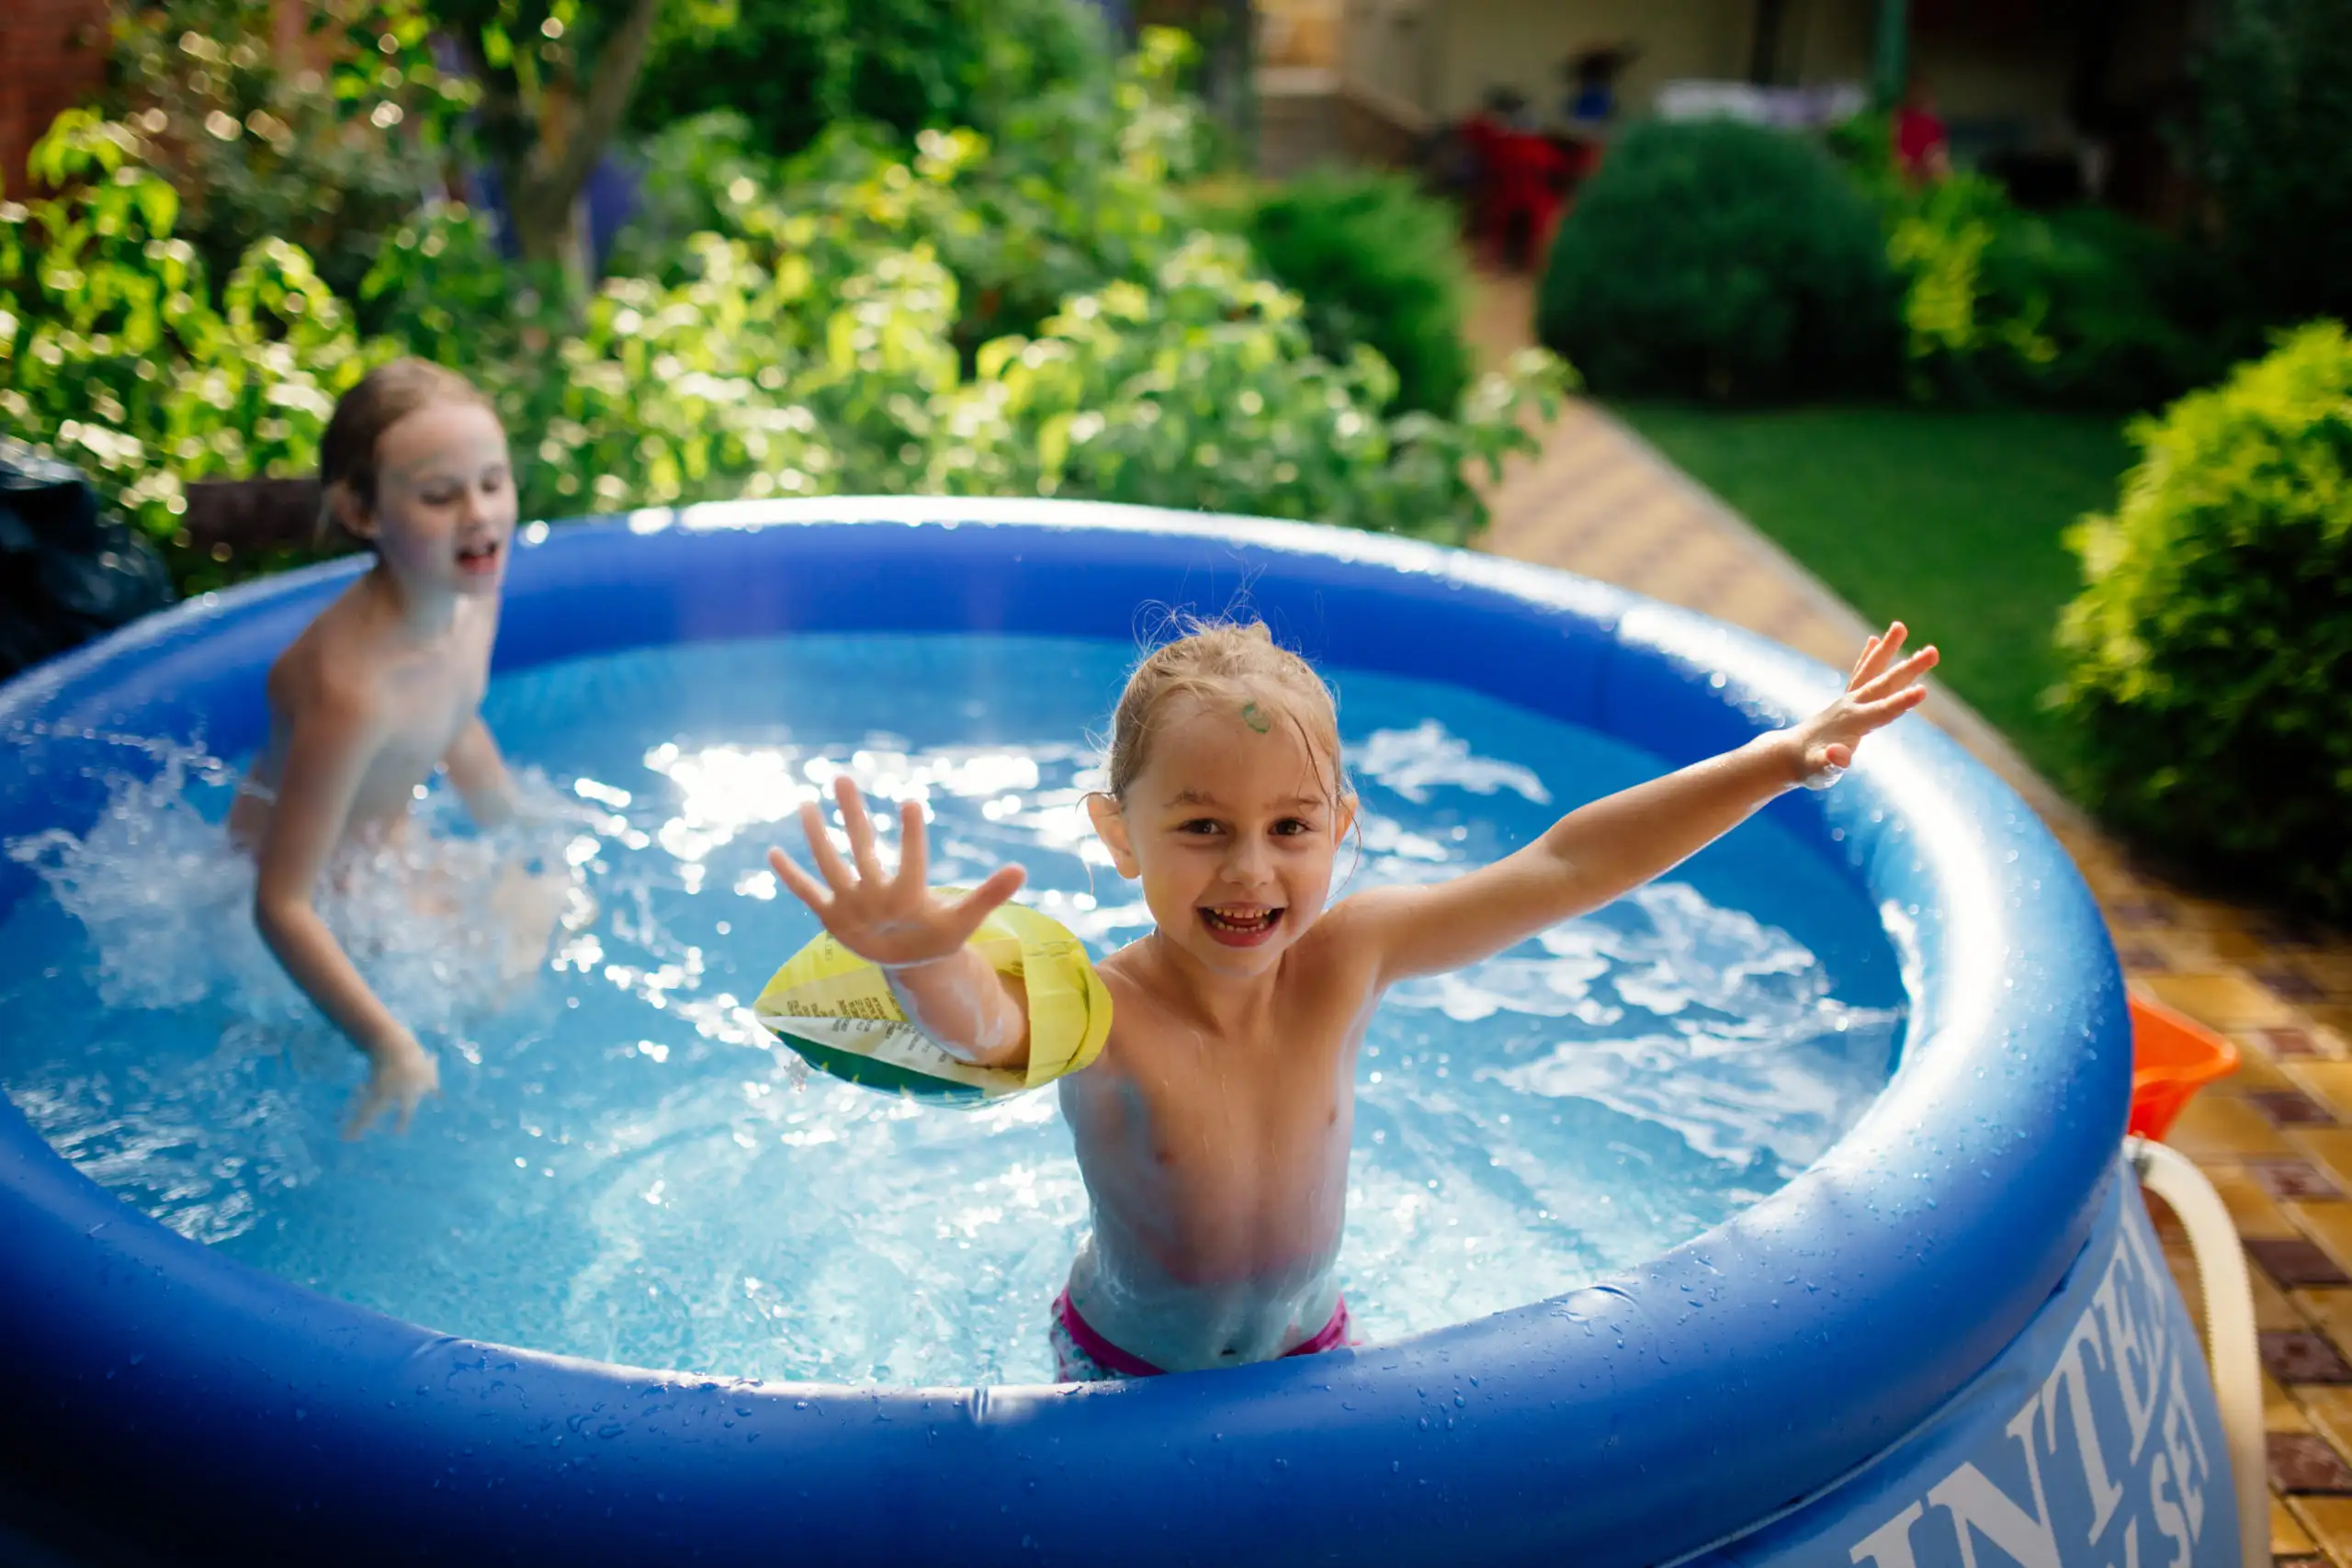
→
(1468, 267, 2352, 1565)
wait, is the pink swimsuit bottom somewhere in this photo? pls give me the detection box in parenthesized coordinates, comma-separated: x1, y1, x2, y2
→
(1049, 1288, 1353, 1382)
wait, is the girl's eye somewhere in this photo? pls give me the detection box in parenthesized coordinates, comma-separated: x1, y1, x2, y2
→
(1177, 818, 1223, 836)
(1272, 818, 1315, 837)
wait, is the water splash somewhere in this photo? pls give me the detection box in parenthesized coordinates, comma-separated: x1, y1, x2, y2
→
(5, 734, 594, 1242)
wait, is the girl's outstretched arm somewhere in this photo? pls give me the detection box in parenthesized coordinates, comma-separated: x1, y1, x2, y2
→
(251, 688, 440, 1137)
(1341, 624, 1938, 987)
(768, 775, 1034, 1069)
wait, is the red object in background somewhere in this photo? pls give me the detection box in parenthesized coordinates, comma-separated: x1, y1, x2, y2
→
(1894, 104, 1948, 180)
(1463, 115, 1578, 269)
(2130, 992, 2240, 1141)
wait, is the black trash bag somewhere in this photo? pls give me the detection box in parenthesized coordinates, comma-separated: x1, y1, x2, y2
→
(0, 439, 175, 680)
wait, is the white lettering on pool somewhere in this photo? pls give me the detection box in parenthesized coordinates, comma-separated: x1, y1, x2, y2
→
(1845, 1207, 2220, 1568)
(2039, 1306, 2127, 1542)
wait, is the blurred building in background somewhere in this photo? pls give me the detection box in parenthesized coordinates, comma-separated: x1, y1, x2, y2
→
(0, 0, 2199, 221)
(1329, 0, 2198, 216)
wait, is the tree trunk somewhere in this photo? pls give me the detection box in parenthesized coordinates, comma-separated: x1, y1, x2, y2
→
(499, 0, 664, 271)
(504, 164, 579, 269)
(1873, 0, 1909, 110)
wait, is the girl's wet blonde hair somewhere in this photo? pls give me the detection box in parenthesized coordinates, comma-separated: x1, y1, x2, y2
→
(316, 357, 495, 540)
(1105, 618, 1349, 807)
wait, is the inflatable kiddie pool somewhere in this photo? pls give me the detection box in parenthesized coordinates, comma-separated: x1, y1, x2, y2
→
(0, 501, 2233, 1567)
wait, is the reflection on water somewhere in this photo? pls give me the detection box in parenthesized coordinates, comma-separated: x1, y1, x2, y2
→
(0, 634, 1901, 1382)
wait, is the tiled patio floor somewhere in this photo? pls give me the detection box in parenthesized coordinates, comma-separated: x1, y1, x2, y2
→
(1466, 267, 2352, 1566)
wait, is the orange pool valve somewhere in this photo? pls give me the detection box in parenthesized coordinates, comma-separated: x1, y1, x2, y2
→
(2128, 992, 2241, 1141)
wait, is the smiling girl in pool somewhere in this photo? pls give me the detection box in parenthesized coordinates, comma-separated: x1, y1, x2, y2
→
(772, 616, 1936, 1379)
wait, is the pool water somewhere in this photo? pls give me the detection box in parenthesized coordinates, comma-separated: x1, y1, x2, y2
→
(0, 634, 1903, 1385)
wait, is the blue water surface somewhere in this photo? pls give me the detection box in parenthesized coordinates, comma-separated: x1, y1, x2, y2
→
(0, 634, 1902, 1384)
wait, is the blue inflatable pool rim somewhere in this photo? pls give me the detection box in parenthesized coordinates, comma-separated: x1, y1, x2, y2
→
(0, 499, 2131, 1567)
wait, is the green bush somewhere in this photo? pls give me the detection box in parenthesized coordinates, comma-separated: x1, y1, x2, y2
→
(364, 154, 1566, 538)
(1244, 168, 1469, 416)
(2188, 0, 2352, 329)
(10, 41, 1570, 589)
(1822, 108, 1904, 209)
(618, 28, 1209, 355)
(1823, 110, 2236, 411)
(356, 203, 574, 388)
(2054, 321, 2352, 919)
(1538, 118, 1895, 401)
(628, 0, 1108, 163)
(955, 235, 1552, 536)
(0, 111, 383, 592)
(97, 0, 468, 306)
(1886, 174, 2229, 409)
(2033, 208, 2244, 405)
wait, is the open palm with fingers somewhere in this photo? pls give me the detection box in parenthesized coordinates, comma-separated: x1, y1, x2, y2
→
(1792, 621, 1939, 784)
(768, 775, 1027, 970)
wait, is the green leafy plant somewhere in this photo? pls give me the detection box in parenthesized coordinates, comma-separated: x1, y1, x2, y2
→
(359, 202, 573, 380)
(576, 32, 1559, 534)
(951, 234, 1560, 539)
(504, 223, 899, 517)
(1822, 108, 1903, 209)
(12, 27, 1564, 596)
(1538, 118, 1895, 400)
(940, 26, 1209, 346)
(365, 156, 1567, 539)
(99, 0, 468, 303)
(616, 28, 1213, 355)
(1822, 107, 2237, 412)
(628, 0, 1109, 164)
(0, 111, 384, 592)
(1244, 168, 1470, 416)
(1880, 170, 2232, 410)
(2054, 321, 2352, 919)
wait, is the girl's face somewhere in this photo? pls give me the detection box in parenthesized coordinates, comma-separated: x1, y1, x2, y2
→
(1088, 694, 1352, 978)
(345, 401, 515, 599)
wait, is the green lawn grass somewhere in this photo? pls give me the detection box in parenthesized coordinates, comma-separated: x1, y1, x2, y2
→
(1608, 401, 2139, 790)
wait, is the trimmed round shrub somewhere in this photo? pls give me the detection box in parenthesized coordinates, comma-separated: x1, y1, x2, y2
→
(2055, 321, 2352, 919)
(1538, 118, 1896, 400)
(1245, 168, 1472, 415)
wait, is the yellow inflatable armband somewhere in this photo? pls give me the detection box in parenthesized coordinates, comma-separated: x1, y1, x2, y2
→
(752, 895, 1112, 1103)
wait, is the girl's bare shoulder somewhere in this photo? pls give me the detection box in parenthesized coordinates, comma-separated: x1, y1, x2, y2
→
(265, 591, 387, 733)
(1092, 948, 1150, 1037)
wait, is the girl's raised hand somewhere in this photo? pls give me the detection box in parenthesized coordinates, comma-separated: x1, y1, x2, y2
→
(767, 774, 1026, 970)
(1791, 621, 1939, 784)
